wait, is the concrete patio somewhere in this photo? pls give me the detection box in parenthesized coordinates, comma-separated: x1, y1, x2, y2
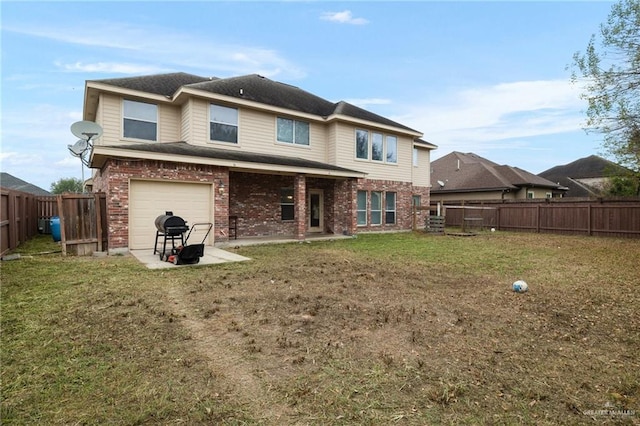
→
(130, 246, 250, 270)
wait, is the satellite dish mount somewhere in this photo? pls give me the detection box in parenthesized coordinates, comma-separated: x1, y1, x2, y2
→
(68, 121, 104, 189)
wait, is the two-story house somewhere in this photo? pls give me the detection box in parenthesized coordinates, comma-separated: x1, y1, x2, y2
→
(84, 72, 436, 252)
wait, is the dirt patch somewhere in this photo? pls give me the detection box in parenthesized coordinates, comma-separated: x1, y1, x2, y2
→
(163, 237, 640, 424)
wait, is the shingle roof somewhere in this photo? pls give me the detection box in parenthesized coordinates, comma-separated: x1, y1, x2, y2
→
(539, 155, 628, 180)
(90, 72, 211, 97)
(431, 152, 563, 193)
(106, 141, 365, 175)
(90, 73, 419, 133)
(538, 155, 630, 197)
(0, 172, 51, 196)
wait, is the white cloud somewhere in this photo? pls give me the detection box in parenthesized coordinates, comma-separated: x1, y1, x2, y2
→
(6, 22, 306, 80)
(396, 79, 588, 144)
(321, 10, 369, 25)
(56, 61, 168, 75)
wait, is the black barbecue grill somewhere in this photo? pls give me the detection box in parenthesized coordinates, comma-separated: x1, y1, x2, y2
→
(153, 212, 189, 256)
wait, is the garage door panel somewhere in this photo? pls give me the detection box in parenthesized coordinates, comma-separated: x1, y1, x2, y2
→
(130, 181, 213, 250)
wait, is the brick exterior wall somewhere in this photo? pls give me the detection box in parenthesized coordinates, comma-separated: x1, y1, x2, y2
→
(355, 179, 430, 232)
(92, 159, 229, 250)
(92, 161, 430, 249)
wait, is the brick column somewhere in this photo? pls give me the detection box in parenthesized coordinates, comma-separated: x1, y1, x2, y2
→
(294, 174, 306, 240)
(214, 169, 230, 243)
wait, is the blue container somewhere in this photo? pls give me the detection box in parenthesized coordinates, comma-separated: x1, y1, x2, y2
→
(50, 216, 61, 242)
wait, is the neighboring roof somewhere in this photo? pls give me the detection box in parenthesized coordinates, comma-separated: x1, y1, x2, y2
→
(0, 172, 51, 196)
(91, 141, 367, 178)
(538, 155, 630, 198)
(431, 152, 564, 193)
(87, 73, 420, 134)
(539, 155, 628, 180)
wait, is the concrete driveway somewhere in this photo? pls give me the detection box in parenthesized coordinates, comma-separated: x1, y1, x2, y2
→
(130, 246, 250, 269)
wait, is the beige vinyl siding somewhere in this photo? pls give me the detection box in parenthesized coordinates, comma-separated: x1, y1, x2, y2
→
(180, 100, 192, 142)
(160, 105, 180, 142)
(189, 99, 211, 144)
(333, 123, 412, 182)
(412, 148, 431, 187)
(97, 94, 122, 145)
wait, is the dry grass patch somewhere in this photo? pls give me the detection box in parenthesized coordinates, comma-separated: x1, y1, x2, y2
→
(2, 232, 639, 425)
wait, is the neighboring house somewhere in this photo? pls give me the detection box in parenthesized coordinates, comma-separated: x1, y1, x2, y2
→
(430, 152, 566, 202)
(0, 172, 51, 196)
(85, 72, 436, 252)
(538, 155, 630, 198)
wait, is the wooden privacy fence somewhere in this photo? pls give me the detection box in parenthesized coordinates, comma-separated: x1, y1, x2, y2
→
(56, 193, 108, 255)
(430, 199, 640, 238)
(1, 188, 49, 256)
(0, 190, 107, 256)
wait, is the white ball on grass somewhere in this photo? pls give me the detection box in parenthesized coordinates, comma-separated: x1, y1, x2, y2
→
(512, 280, 529, 293)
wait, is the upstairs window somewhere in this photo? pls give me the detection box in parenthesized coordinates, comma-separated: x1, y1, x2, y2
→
(413, 148, 419, 167)
(372, 132, 384, 161)
(277, 118, 309, 146)
(356, 129, 369, 159)
(355, 129, 398, 164)
(123, 100, 157, 141)
(386, 136, 398, 163)
(210, 104, 238, 144)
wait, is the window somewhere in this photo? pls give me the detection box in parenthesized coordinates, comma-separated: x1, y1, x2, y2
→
(412, 195, 421, 207)
(527, 191, 535, 199)
(546, 192, 553, 199)
(413, 148, 418, 167)
(385, 192, 396, 224)
(386, 136, 398, 163)
(357, 191, 367, 226)
(356, 129, 369, 159)
(123, 100, 157, 141)
(372, 132, 384, 161)
(371, 191, 382, 225)
(281, 188, 294, 220)
(277, 117, 309, 145)
(210, 104, 238, 143)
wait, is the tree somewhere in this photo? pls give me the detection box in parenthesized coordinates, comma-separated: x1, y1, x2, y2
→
(571, 0, 640, 194)
(50, 177, 83, 194)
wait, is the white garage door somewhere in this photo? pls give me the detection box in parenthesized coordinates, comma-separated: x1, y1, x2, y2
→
(129, 180, 213, 250)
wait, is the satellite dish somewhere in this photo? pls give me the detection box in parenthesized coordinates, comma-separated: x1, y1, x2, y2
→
(71, 120, 103, 141)
(437, 180, 445, 187)
(68, 139, 89, 156)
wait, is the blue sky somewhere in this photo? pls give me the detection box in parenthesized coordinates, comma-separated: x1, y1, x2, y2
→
(1, 1, 615, 191)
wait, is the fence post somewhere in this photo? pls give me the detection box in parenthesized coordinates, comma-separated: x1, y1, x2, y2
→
(56, 195, 67, 256)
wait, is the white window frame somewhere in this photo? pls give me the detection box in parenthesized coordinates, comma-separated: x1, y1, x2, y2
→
(357, 190, 367, 226)
(371, 191, 382, 225)
(277, 117, 310, 146)
(372, 132, 384, 162)
(386, 135, 398, 164)
(413, 148, 419, 167)
(356, 129, 369, 160)
(385, 192, 396, 225)
(210, 104, 238, 144)
(123, 99, 157, 141)
(281, 188, 294, 221)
